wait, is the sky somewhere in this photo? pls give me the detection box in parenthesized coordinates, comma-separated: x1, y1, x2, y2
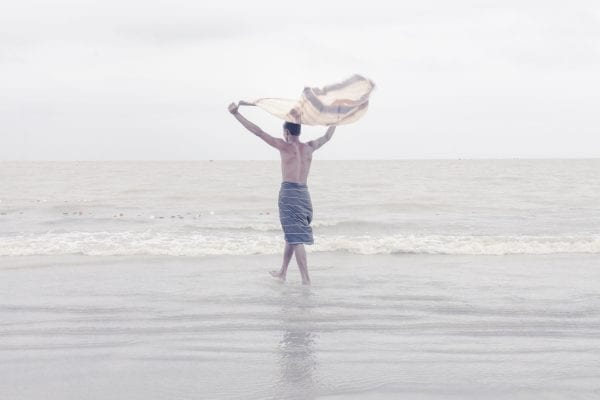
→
(1, 0, 599, 160)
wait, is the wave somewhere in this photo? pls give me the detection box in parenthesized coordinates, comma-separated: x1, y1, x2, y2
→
(182, 220, 370, 233)
(1, 231, 599, 256)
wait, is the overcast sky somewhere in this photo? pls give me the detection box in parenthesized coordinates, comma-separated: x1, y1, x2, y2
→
(1, 0, 599, 160)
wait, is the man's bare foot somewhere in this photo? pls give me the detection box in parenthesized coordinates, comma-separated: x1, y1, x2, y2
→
(269, 270, 285, 281)
(301, 279, 311, 285)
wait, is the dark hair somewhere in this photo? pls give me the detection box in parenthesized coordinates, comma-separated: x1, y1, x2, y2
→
(283, 121, 301, 136)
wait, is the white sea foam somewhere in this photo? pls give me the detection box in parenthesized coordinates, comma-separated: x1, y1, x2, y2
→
(1, 231, 599, 256)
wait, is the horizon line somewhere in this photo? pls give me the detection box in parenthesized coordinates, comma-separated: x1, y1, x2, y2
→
(1, 157, 599, 162)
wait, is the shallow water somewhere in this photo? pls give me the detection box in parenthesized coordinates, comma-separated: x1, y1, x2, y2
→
(1, 160, 599, 398)
(1, 253, 599, 399)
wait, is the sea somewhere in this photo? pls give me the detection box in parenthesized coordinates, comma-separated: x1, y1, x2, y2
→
(0, 160, 599, 257)
(1, 160, 600, 399)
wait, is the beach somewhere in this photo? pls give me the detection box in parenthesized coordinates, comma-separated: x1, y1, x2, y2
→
(3, 0, 600, 396)
(1, 160, 599, 399)
(1, 253, 599, 399)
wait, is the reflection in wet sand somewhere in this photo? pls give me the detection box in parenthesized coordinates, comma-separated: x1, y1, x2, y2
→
(275, 287, 318, 400)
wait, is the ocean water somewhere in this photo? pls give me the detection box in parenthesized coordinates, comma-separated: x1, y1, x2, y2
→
(0, 160, 599, 257)
(2, 253, 599, 399)
(2, 160, 600, 399)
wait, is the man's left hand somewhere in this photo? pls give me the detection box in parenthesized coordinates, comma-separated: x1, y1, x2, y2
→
(228, 102, 239, 115)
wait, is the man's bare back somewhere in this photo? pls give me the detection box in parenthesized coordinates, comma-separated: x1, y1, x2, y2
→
(280, 138, 313, 184)
(228, 102, 335, 184)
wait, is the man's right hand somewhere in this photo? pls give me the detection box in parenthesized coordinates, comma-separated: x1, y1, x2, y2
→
(228, 102, 239, 115)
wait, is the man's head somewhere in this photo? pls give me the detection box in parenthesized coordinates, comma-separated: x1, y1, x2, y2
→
(283, 121, 301, 137)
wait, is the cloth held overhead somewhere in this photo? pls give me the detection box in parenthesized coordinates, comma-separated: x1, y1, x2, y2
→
(240, 74, 375, 126)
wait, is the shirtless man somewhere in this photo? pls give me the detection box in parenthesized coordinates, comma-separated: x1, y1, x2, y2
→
(228, 102, 335, 284)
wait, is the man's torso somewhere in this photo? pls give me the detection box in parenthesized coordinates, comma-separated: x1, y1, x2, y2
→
(279, 142, 313, 184)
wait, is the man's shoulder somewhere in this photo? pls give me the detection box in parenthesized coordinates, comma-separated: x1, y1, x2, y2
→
(296, 142, 315, 152)
(303, 140, 317, 150)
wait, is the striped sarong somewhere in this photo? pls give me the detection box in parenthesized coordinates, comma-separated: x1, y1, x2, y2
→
(278, 181, 314, 245)
(239, 74, 375, 126)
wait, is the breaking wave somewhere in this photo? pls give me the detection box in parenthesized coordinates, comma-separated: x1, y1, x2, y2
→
(1, 231, 599, 256)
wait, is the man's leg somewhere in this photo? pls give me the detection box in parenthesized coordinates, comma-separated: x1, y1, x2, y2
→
(270, 242, 294, 280)
(293, 244, 310, 285)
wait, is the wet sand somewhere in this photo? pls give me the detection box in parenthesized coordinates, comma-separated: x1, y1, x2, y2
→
(1, 253, 599, 399)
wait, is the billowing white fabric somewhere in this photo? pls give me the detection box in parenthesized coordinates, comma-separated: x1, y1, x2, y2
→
(240, 74, 375, 126)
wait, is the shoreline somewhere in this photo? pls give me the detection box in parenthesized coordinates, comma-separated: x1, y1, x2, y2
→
(2, 252, 599, 399)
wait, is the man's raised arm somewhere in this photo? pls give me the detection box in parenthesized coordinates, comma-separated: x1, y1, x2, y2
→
(308, 126, 336, 151)
(228, 103, 285, 150)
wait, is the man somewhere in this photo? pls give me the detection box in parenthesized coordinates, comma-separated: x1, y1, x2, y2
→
(228, 102, 335, 285)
